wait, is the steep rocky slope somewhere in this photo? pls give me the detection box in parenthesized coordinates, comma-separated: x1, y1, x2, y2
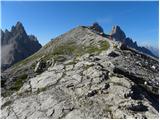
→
(1, 24, 159, 119)
(1, 22, 42, 71)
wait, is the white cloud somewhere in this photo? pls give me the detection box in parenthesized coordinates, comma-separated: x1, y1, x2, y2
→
(138, 40, 159, 48)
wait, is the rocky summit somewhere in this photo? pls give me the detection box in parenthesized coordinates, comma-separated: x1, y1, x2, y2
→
(110, 25, 126, 42)
(1, 23, 159, 119)
(1, 22, 42, 71)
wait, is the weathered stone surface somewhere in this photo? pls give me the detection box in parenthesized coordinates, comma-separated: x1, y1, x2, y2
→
(2, 50, 158, 118)
(30, 71, 63, 92)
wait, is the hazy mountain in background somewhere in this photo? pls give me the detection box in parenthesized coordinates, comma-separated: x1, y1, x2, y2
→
(145, 45, 159, 57)
(1, 21, 42, 71)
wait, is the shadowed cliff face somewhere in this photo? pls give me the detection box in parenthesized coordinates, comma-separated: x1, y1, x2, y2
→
(1, 22, 42, 70)
(110, 25, 126, 42)
(1, 23, 159, 119)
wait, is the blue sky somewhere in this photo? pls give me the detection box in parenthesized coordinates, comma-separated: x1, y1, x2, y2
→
(1, 1, 159, 47)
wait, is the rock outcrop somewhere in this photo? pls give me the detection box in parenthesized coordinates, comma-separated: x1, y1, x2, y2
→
(89, 22, 104, 34)
(110, 25, 126, 42)
(1, 21, 42, 71)
(110, 26, 156, 57)
(1, 24, 159, 119)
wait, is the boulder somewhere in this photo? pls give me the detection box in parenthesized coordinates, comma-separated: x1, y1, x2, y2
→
(103, 83, 110, 90)
(34, 60, 46, 73)
(87, 90, 98, 97)
(108, 51, 120, 57)
(128, 102, 148, 112)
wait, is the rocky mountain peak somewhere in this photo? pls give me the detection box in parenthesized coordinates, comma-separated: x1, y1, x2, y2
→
(1, 21, 42, 71)
(11, 21, 27, 36)
(111, 25, 122, 33)
(4, 29, 10, 34)
(89, 22, 104, 34)
(16, 21, 23, 27)
(110, 25, 126, 42)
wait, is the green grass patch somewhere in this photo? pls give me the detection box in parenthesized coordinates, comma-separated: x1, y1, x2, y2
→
(98, 40, 110, 51)
(19, 74, 28, 80)
(85, 46, 99, 54)
(10, 74, 28, 91)
(83, 40, 110, 54)
(51, 40, 110, 58)
(1, 91, 14, 98)
(1, 100, 12, 109)
(52, 42, 77, 56)
(2, 74, 28, 97)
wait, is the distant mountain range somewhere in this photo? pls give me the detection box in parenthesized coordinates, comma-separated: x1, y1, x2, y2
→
(110, 25, 157, 58)
(145, 45, 159, 57)
(1, 22, 42, 71)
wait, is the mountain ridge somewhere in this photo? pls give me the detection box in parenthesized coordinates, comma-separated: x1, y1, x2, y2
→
(110, 25, 157, 58)
(1, 21, 42, 71)
(145, 45, 159, 57)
